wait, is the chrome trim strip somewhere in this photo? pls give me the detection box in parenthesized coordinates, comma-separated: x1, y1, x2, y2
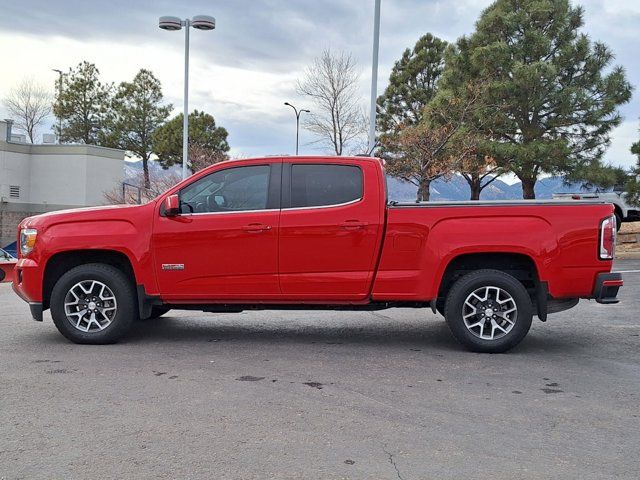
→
(178, 208, 279, 217)
(282, 197, 363, 211)
(388, 200, 613, 208)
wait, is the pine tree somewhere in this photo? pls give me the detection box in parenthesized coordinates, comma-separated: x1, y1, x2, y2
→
(377, 33, 448, 200)
(152, 110, 229, 171)
(106, 69, 172, 188)
(53, 61, 112, 144)
(626, 138, 640, 206)
(442, 0, 632, 199)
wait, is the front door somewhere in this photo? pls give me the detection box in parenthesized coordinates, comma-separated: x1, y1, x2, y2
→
(153, 162, 281, 302)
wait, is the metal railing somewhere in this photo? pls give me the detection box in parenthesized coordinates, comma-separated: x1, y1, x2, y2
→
(121, 182, 160, 205)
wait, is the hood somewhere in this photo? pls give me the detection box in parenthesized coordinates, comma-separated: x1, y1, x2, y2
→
(19, 203, 154, 230)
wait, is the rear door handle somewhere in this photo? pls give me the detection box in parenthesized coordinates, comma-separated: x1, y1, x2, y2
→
(340, 220, 368, 230)
(242, 223, 272, 233)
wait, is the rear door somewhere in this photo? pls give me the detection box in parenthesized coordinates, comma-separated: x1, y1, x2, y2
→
(278, 160, 383, 300)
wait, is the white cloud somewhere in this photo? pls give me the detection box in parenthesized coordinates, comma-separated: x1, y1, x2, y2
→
(0, 0, 638, 165)
(604, 120, 638, 169)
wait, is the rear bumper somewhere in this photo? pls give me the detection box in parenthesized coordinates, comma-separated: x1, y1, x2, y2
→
(593, 272, 623, 304)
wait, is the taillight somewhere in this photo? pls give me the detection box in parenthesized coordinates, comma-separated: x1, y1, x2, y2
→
(599, 215, 616, 260)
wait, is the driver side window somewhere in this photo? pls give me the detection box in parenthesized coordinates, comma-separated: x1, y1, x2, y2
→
(179, 165, 271, 214)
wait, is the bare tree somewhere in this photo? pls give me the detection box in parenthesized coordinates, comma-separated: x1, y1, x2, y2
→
(459, 154, 503, 200)
(297, 50, 367, 155)
(386, 122, 475, 201)
(383, 83, 485, 201)
(189, 144, 229, 173)
(3, 78, 52, 143)
(103, 169, 181, 205)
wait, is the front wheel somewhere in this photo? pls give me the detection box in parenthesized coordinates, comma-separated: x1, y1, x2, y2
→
(50, 263, 136, 344)
(444, 269, 533, 353)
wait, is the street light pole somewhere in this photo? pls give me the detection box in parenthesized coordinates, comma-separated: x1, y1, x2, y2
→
(52, 69, 63, 144)
(284, 102, 310, 155)
(182, 19, 190, 181)
(159, 15, 216, 180)
(368, 0, 382, 155)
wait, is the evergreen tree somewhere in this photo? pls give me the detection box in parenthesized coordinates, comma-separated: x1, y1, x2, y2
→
(376, 33, 448, 200)
(377, 33, 447, 135)
(106, 69, 172, 188)
(152, 110, 230, 171)
(53, 61, 112, 144)
(626, 138, 640, 206)
(442, 0, 632, 199)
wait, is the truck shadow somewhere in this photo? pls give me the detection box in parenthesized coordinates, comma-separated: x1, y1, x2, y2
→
(126, 314, 459, 349)
(121, 313, 581, 354)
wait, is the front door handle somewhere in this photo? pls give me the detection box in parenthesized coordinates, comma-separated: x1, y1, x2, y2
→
(242, 223, 272, 233)
(340, 220, 368, 230)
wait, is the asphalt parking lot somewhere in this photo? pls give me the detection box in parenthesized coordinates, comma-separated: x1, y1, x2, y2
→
(1, 261, 639, 480)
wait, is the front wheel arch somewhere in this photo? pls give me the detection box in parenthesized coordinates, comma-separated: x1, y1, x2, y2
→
(50, 263, 137, 344)
(43, 249, 137, 310)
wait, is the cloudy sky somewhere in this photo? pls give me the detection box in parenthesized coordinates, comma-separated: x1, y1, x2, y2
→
(1, 0, 639, 169)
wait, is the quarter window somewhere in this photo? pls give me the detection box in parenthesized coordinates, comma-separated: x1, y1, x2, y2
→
(290, 164, 363, 208)
(179, 165, 270, 213)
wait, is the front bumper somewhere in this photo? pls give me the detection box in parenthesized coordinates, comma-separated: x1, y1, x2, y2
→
(12, 282, 43, 321)
(12, 258, 45, 321)
(593, 272, 623, 304)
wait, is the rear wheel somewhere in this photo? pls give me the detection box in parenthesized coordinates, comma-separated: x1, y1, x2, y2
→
(615, 212, 622, 232)
(444, 269, 533, 353)
(50, 263, 136, 344)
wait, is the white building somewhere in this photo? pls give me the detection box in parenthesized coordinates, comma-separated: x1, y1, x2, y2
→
(0, 120, 125, 247)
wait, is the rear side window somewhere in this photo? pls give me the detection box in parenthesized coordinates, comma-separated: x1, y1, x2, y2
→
(290, 164, 363, 208)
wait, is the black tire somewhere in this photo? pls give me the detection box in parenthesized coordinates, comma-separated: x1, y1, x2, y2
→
(50, 263, 136, 344)
(615, 212, 622, 232)
(444, 269, 533, 353)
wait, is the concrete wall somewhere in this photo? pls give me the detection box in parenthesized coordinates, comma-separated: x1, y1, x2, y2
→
(0, 128, 125, 246)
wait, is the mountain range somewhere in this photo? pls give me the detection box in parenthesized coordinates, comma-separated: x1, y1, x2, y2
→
(385, 175, 595, 202)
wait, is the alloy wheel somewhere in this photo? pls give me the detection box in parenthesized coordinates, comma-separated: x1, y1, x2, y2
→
(64, 280, 118, 333)
(462, 286, 517, 340)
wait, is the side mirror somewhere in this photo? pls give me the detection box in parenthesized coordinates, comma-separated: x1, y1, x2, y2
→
(163, 194, 180, 216)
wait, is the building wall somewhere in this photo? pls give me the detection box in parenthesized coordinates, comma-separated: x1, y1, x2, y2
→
(0, 131, 125, 247)
(0, 210, 28, 245)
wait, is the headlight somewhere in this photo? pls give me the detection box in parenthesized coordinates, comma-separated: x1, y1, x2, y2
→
(20, 228, 37, 257)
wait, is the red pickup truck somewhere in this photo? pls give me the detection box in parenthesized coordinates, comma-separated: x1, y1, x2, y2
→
(12, 156, 622, 352)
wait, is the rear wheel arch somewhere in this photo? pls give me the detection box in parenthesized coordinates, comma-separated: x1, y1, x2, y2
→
(435, 252, 540, 314)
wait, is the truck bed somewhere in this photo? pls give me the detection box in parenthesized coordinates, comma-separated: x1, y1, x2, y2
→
(373, 201, 614, 302)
